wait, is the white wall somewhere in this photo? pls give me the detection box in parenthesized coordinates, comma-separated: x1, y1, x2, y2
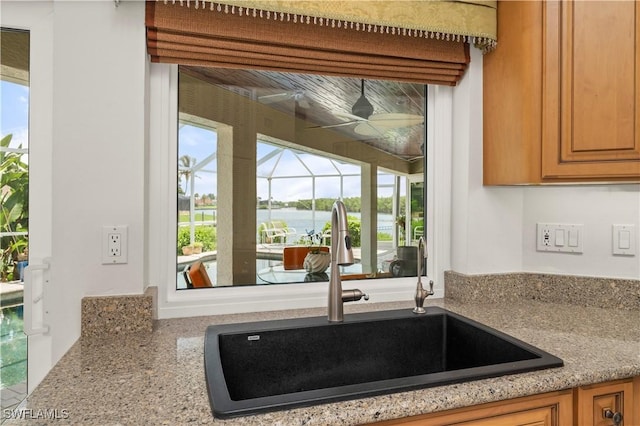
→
(2, 0, 147, 364)
(522, 185, 640, 278)
(52, 0, 146, 360)
(451, 48, 640, 280)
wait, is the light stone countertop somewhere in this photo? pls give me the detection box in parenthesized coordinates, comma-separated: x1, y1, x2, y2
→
(5, 299, 640, 425)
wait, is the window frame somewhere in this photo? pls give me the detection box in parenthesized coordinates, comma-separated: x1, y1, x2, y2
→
(147, 63, 453, 319)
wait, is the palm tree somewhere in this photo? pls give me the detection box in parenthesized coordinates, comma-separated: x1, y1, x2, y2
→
(178, 155, 197, 194)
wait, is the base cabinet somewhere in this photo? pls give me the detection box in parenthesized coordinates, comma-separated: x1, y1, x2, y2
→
(370, 377, 639, 426)
(576, 378, 637, 426)
(370, 391, 573, 426)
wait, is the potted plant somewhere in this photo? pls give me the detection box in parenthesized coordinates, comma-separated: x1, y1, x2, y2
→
(302, 230, 330, 274)
(192, 241, 203, 254)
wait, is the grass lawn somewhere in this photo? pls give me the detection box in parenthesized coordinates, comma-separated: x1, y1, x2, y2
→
(178, 211, 216, 222)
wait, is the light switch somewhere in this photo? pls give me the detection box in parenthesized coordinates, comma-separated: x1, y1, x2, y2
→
(554, 229, 565, 246)
(613, 224, 636, 256)
(619, 230, 631, 249)
(568, 228, 579, 247)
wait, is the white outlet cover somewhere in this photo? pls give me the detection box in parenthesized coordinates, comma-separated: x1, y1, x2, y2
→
(102, 225, 128, 264)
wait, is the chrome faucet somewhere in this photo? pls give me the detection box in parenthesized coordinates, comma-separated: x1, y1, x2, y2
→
(413, 236, 433, 314)
(328, 200, 369, 322)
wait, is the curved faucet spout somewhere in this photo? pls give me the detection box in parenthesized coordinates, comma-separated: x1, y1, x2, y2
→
(328, 200, 367, 322)
(331, 200, 354, 266)
(413, 237, 433, 314)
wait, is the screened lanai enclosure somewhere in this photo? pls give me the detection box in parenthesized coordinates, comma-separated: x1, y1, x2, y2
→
(176, 67, 426, 289)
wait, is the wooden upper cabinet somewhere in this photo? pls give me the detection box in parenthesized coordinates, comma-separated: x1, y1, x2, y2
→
(542, 0, 640, 179)
(483, 1, 640, 184)
(483, 1, 543, 185)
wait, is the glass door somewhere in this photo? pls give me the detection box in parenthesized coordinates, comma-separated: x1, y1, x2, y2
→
(0, 28, 30, 412)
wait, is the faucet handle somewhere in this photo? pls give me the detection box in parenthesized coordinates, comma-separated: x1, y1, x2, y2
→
(428, 280, 434, 295)
(342, 289, 369, 302)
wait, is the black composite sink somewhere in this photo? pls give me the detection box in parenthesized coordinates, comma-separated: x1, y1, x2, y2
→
(204, 307, 563, 418)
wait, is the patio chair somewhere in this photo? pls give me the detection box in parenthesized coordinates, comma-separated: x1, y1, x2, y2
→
(321, 229, 331, 246)
(271, 221, 297, 243)
(413, 225, 424, 240)
(283, 246, 329, 270)
(183, 261, 213, 288)
(259, 222, 287, 244)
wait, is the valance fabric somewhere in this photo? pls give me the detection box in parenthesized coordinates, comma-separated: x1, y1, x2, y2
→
(146, 0, 490, 85)
(215, 0, 497, 50)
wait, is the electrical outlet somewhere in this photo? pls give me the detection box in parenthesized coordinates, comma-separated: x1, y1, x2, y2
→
(102, 225, 128, 264)
(108, 233, 121, 257)
(540, 225, 552, 247)
(536, 223, 583, 253)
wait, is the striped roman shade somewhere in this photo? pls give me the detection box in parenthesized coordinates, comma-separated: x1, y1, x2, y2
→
(146, 1, 496, 85)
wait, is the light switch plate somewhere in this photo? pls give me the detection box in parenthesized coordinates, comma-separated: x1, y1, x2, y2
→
(613, 224, 636, 256)
(536, 223, 583, 253)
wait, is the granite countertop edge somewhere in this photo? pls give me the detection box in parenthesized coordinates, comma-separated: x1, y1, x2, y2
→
(8, 299, 640, 425)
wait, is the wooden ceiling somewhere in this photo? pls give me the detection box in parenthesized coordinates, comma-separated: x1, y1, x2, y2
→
(181, 66, 426, 163)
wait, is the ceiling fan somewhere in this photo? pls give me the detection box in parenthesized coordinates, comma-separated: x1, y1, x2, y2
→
(319, 79, 423, 136)
(258, 89, 311, 109)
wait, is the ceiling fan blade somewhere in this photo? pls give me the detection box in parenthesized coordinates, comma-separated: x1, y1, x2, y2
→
(307, 120, 360, 130)
(368, 113, 424, 128)
(296, 98, 311, 109)
(354, 122, 385, 136)
(258, 92, 292, 104)
(260, 90, 311, 108)
(332, 111, 368, 123)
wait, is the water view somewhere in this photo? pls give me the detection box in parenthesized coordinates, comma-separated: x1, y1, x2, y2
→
(187, 208, 396, 237)
(256, 208, 395, 236)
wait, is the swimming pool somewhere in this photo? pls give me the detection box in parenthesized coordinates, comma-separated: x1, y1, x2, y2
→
(0, 305, 27, 388)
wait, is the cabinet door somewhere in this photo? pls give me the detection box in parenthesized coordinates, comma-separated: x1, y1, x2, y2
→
(370, 391, 572, 426)
(577, 380, 634, 426)
(452, 405, 556, 426)
(483, 0, 543, 185)
(542, 1, 640, 179)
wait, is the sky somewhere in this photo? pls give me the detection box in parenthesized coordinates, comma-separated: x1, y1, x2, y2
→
(178, 124, 401, 202)
(1, 81, 29, 150)
(0, 80, 401, 204)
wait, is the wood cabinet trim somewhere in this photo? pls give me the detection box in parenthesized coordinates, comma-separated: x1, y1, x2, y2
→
(368, 390, 573, 426)
(368, 377, 639, 426)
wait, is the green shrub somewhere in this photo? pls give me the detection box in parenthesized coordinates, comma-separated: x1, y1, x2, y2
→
(377, 232, 392, 242)
(177, 226, 216, 254)
(322, 215, 361, 247)
(1, 134, 29, 282)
